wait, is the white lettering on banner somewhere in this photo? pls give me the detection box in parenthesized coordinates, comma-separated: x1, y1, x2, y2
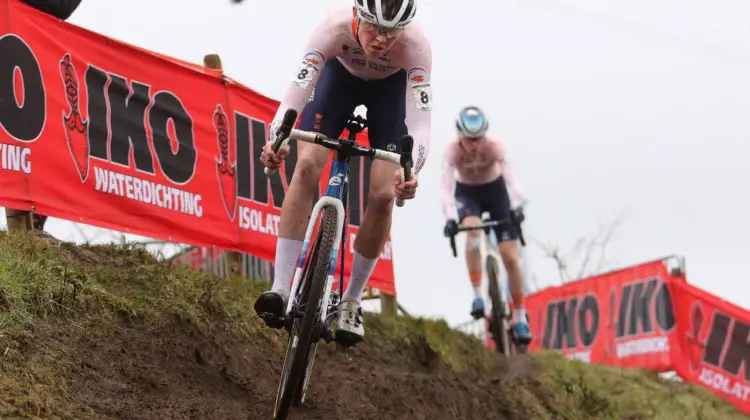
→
(616, 337, 669, 358)
(348, 233, 393, 261)
(699, 367, 750, 401)
(0, 143, 32, 174)
(238, 206, 280, 236)
(235, 208, 391, 256)
(566, 351, 591, 363)
(93, 167, 203, 217)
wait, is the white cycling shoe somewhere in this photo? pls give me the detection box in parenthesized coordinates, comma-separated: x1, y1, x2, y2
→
(335, 299, 364, 346)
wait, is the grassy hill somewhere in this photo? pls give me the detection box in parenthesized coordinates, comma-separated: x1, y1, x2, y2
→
(0, 231, 745, 419)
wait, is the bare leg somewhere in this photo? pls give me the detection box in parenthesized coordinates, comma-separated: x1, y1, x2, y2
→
(343, 160, 398, 301)
(498, 240, 525, 322)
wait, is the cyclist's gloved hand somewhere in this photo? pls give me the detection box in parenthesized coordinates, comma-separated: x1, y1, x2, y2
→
(510, 207, 525, 225)
(444, 219, 458, 237)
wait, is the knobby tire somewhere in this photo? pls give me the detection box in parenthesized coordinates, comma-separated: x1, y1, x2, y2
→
(486, 256, 510, 356)
(274, 206, 338, 420)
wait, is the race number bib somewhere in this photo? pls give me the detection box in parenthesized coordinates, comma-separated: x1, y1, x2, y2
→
(407, 67, 431, 111)
(293, 63, 316, 89)
(411, 83, 432, 111)
(293, 50, 325, 90)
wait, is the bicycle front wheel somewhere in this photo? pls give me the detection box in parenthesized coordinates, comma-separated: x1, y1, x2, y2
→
(486, 256, 510, 356)
(274, 205, 338, 419)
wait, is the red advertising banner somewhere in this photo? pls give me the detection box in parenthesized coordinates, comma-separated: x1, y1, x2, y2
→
(0, 0, 396, 296)
(669, 281, 750, 415)
(525, 259, 684, 371)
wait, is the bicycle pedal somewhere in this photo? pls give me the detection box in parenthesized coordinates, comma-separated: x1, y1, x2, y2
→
(258, 312, 285, 330)
(321, 328, 334, 344)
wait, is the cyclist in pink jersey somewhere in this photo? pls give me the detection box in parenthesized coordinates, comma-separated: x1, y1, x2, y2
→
(441, 106, 532, 344)
(256, 0, 431, 346)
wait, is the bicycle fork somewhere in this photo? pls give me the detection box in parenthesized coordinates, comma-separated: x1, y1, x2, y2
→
(285, 196, 346, 316)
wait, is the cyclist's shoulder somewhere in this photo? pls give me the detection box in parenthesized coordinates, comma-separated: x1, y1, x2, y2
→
(322, 3, 353, 23)
(314, 3, 355, 38)
(397, 22, 432, 58)
(483, 135, 511, 159)
(443, 137, 462, 160)
(484, 134, 504, 146)
(402, 21, 431, 46)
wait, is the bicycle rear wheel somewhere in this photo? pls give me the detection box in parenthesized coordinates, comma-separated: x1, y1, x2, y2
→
(274, 205, 338, 419)
(486, 256, 510, 356)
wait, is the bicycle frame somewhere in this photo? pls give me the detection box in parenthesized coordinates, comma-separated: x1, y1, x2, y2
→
(446, 214, 526, 354)
(266, 108, 413, 420)
(476, 216, 505, 269)
(268, 108, 413, 327)
(284, 158, 348, 324)
(479, 219, 512, 355)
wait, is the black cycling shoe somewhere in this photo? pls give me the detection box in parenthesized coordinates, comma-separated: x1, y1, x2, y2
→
(254, 291, 286, 329)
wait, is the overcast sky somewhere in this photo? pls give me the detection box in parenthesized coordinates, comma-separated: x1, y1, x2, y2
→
(3, 0, 750, 327)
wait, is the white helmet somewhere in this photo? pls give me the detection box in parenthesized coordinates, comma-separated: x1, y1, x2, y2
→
(354, 0, 417, 29)
(456, 106, 488, 140)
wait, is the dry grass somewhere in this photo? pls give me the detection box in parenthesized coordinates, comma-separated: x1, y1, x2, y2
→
(0, 231, 745, 419)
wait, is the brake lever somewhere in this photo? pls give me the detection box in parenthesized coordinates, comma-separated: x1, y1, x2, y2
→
(517, 226, 526, 247)
(395, 135, 413, 208)
(449, 233, 457, 258)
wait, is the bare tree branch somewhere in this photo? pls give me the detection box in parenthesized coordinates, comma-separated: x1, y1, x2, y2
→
(533, 238, 573, 284)
(564, 236, 587, 262)
(576, 235, 597, 279)
(535, 214, 624, 285)
(593, 214, 622, 274)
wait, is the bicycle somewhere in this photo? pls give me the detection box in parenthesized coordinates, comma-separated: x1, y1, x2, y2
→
(259, 108, 413, 420)
(445, 213, 528, 356)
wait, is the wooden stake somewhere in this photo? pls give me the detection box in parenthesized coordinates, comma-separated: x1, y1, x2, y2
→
(380, 293, 397, 317)
(5, 208, 32, 232)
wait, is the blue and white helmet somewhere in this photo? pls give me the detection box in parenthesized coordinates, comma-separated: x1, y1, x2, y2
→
(456, 106, 488, 140)
(355, 0, 417, 29)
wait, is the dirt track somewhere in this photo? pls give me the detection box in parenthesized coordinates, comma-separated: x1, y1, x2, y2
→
(2, 234, 746, 420)
(47, 316, 543, 420)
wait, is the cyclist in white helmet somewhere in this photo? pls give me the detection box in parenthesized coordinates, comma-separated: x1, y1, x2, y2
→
(441, 106, 532, 345)
(256, 0, 432, 346)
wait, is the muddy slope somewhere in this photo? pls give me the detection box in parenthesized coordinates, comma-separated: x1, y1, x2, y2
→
(0, 232, 745, 420)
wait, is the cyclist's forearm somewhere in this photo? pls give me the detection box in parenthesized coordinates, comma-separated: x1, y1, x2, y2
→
(268, 103, 294, 142)
(403, 83, 431, 176)
(500, 160, 525, 209)
(441, 164, 457, 220)
(403, 42, 432, 176)
(407, 120, 430, 175)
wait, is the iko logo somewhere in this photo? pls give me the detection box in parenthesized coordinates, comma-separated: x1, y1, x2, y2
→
(614, 278, 675, 339)
(542, 294, 600, 350)
(692, 305, 750, 378)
